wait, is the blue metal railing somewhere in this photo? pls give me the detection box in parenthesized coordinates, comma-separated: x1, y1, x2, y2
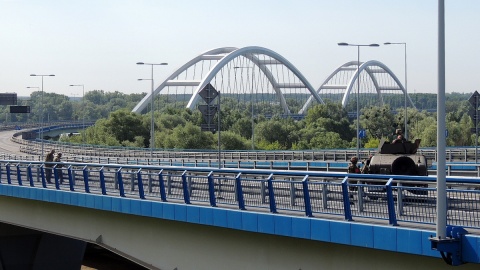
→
(1, 160, 480, 229)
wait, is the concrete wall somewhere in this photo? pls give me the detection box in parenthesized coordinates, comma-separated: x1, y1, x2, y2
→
(0, 195, 477, 270)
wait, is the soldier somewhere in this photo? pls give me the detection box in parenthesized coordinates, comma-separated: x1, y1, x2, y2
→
(44, 149, 55, 183)
(347, 156, 361, 174)
(54, 153, 64, 183)
(361, 155, 373, 174)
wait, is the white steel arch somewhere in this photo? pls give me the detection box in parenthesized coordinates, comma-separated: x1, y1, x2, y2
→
(341, 60, 415, 108)
(185, 46, 324, 114)
(132, 46, 324, 115)
(132, 47, 238, 113)
(301, 60, 416, 112)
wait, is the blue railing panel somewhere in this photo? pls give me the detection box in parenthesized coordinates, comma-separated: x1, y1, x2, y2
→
(2, 160, 480, 229)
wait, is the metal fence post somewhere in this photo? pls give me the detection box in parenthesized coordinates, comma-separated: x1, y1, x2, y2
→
(302, 175, 313, 217)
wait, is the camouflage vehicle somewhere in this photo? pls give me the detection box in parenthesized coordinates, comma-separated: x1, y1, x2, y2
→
(368, 139, 428, 176)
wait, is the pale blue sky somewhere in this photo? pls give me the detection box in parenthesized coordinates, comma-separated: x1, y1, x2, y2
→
(1, 0, 479, 96)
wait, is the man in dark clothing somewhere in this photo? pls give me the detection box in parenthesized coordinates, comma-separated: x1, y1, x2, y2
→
(54, 152, 64, 183)
(347, 156, 361, 173)
(44, 149, 55, 183)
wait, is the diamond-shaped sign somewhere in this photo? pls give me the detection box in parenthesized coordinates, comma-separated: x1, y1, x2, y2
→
(469, 109, 480, 121)
(198, 105, 218, 123)
(468, 91, 480, 108)
(199, 83, 218, 104)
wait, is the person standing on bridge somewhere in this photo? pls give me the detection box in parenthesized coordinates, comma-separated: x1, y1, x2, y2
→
(53, 152, 64, 183)
(347, 156, 361, 174)
(44, 149, 55, 183)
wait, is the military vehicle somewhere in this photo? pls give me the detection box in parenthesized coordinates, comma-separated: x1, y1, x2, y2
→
(368, 139, 428, 176)
(366, 138, 428, 194)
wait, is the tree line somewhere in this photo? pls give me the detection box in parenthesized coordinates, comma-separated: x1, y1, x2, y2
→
(5, 90, 478, 150)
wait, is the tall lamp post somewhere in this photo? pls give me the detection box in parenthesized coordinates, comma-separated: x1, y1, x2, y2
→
(136, 62, 168, 157)
(234, 66, 255, 150)
(384, 42, 408, 139)
(69, 84, 86, 150)
(30, 74, 55, 159)
(338, 43, 379, 158)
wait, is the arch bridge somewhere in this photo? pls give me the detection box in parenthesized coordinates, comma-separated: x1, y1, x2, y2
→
(132, 46, 414, 117)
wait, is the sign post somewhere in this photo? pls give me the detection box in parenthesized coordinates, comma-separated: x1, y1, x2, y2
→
(468, 91, 480, 163)
(198, 83, 221, 168)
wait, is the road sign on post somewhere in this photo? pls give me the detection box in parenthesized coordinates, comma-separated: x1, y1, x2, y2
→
(198, 83, 218, 133)
(468, 91, 480, 163)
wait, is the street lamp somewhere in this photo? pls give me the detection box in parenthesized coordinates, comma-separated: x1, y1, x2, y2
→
(69, 84, 86, 151)
(234, 66, 255, 150)
(30, 74, 55, 159)
(384, 42, 408, 139)
(137, 62, 168, 157)
(338, 43, 379, 158)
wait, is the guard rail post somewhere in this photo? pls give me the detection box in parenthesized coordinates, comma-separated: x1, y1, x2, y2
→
(158, 170, 167, 202)
(267, 174, 277, 213)
(82, 166, 90, 193)
(40, 165, 47, 188)
(6, 163, 11, 185)
(181, 171, 191, 204)
(386, 178, 398, 226)
(136, 168, 145, 199)
(16, 164, 22, 186)
(341, 177, 353, 221)
(207, 172, 217, 207)
(235, 172, 245, 210)
(67, 165, 75, 191)
(53, 164, 60, 190)
(302, 175, 313, 217)
(116, 168, 125, 197)
(27, 165, 34, 187)
(99, 167, 107, 195)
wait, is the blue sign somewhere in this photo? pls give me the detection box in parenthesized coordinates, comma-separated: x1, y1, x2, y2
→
(359, 129, 367, 139)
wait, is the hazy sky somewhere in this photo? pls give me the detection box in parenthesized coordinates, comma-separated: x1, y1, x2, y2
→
(1, 0, 479, 97)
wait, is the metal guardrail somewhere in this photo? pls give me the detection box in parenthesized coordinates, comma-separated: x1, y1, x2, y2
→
(2, 160, 480, 230)
(9, 124, 480, 163)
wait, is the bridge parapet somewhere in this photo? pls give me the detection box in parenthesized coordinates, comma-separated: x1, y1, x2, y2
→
(1, 160, 480, 266)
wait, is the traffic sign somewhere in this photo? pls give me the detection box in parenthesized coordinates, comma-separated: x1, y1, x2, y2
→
(199, 83, 218, 104)
(468, 90, 480, 108)
(198, 105, 218, 124)
(469, 109, 480, 121)
(359, 129, 366, 139)
(9, 105, 30, 113)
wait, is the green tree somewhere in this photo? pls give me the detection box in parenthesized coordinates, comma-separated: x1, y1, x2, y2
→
(104, 110, 149, 146)
(361, 105, 396, 139)
(218, 131, 248, 150)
